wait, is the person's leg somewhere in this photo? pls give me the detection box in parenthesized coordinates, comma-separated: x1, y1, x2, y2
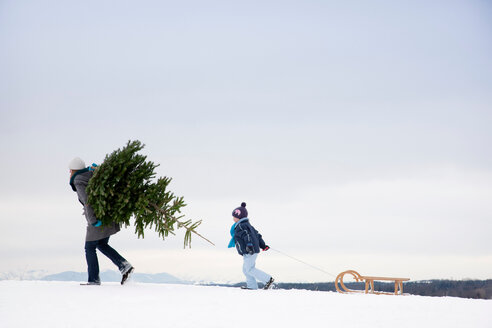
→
(84, 240, 100, 283)
(249, 262, 271, 285)
(244, 253, 272, 286)
(243, 254, 260, 289)
(96, 237, 132, 273)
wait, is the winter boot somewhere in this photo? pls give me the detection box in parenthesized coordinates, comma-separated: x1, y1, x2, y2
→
(263, 277, 275, 290)
(80, 281, 101, 286)
(121, 266, 134, 285)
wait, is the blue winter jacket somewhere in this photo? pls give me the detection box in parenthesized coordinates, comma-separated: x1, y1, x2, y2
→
(231, 218, 267, 256)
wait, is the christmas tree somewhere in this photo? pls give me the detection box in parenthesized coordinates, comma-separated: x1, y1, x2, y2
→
(86, 140, 213, 248)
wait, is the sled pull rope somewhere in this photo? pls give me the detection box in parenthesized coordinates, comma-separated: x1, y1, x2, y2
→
(270, 247, 337, 278)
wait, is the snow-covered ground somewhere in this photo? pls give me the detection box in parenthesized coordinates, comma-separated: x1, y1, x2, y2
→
(0, 280, 490, 328)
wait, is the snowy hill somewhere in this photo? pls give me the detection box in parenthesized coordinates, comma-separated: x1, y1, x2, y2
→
(0, 281, 490, 328)
(0, 270, 186, 284)
(41, 270, 186, 284)
(0, 269, 49, 281)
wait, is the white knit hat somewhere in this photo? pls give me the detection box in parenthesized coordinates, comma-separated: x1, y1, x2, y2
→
(68, 157, 86, 170)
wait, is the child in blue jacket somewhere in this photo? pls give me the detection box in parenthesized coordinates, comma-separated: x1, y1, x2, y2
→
(228, 202, 274, 290)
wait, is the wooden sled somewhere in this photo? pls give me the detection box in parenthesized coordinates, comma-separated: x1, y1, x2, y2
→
(335, 270, 410, 295)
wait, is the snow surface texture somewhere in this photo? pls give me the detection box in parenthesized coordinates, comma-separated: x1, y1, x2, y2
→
(0, 281, 490, 328)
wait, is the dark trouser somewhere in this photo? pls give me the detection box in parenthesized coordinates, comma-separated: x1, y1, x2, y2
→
(84, 237, 129, 283)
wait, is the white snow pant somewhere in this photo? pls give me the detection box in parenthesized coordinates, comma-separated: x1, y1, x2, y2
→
(243, 253, 271, 290)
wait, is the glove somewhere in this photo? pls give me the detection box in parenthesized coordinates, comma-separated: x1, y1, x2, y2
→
(92, 220, 102, 227)
(88, 163, 98, 171)
(246, 243, 254, 255)
(262, 245, 270, 251)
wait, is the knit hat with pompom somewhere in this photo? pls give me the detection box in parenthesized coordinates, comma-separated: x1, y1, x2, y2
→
(232, 202, 248, 219)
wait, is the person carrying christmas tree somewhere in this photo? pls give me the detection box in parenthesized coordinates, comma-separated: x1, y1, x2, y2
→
(68, 157, 134, 285)
(228, 202, 274, 290)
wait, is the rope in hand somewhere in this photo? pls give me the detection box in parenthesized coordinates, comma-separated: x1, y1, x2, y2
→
(269, 247, 337, 279)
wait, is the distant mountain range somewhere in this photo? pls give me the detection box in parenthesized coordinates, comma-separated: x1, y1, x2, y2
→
(0, 270, 190, 284)
(3, 271, 490, 299)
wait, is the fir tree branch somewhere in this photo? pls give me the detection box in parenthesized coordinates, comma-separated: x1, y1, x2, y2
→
(87, 140, 215, 248)
(149, 202, 215, 247)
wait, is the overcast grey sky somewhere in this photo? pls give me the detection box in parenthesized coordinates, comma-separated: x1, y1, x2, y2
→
(1, 0, 491, 282)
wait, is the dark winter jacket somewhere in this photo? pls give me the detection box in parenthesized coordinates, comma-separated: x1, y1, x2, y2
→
(71, 170, 120, 242)
(234, 218, 267, 256)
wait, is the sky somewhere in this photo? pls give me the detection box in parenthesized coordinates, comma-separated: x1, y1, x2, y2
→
(1, 0, 491, 283)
